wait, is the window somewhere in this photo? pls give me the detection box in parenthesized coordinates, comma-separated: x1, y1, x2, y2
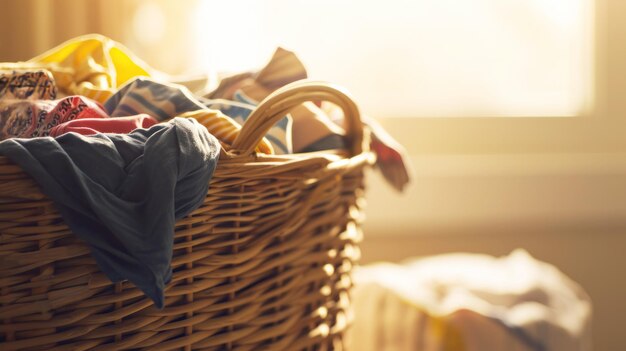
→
(176, 0, 593, 118)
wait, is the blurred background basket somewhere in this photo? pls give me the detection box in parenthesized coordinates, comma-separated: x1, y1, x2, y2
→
(0, 81, 373, 350)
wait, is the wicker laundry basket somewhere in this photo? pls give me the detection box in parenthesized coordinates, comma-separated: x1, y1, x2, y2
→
(0, 80, 373, 350)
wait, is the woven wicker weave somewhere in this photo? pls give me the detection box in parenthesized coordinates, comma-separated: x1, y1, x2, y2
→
(0, 81, 373, 350)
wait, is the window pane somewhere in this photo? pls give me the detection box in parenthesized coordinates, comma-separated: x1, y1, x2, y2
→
(187, 0, 592, 117)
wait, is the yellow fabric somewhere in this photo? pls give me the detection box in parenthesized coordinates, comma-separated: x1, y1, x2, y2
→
(395, 293, 466, 351)
(23, 34, 153, 103)
(431, 315, 466, 351)
(178, 109, 273, 154)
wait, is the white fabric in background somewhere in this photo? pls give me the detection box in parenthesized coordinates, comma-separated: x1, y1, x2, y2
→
(347, 249, 592, 351)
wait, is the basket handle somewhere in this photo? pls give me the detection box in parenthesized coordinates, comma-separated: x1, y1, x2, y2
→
(230, 80, 364, 157)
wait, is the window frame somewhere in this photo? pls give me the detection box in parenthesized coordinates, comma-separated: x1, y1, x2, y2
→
(377, 0, 626, 157)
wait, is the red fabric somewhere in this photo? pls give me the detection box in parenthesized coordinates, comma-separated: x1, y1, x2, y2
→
(0, 96, 109, 140)
(50, 114, 158, 137)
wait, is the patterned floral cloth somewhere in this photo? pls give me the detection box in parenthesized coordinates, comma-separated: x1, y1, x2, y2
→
(0, 70, 57, 100)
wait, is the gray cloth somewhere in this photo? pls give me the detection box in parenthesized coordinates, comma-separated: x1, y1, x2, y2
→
(0, 118, 220, 308)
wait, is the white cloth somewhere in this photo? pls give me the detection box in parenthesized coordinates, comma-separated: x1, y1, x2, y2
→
(347, 249, 592, 351)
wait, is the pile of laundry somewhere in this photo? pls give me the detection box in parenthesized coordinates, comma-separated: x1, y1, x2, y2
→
(0, 34, 410, 307)
(348, 250, 592, 351)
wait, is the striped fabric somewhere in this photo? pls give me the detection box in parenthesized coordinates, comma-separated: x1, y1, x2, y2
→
(201, 94, 291, 155)
(104, 77, 273, 154)
(104, 77, 202, 120)
(178, 109, 273, 154)
(232, 90, 292, 154)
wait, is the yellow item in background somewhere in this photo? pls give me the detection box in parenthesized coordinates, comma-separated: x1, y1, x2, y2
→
(25, 34, 154, 103)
